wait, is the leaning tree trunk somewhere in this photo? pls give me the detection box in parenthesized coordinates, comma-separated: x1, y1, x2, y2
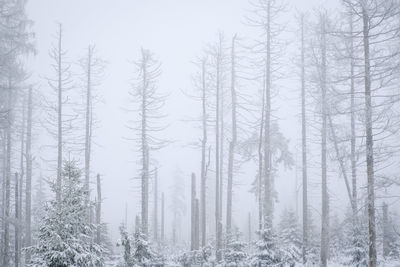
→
(361, 6, 376, 267)
(226, 34, 237, 235)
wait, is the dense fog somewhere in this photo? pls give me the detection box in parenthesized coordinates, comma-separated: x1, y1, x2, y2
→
(0, 0, 400, 266)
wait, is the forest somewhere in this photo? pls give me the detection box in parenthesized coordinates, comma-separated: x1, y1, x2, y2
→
(1, 0, 400, 266)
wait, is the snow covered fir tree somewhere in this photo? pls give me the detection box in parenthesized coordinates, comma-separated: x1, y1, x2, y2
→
(28, 161, 105, 266)
(1, 0, 400, 266)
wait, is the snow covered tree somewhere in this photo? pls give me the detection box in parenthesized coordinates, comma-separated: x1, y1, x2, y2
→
(29, 161, 105, 267)
(223, 235, 247, 267)
(132, 230, 155, 265)
(278, 209, 301, 266)
(251, 224, 281, 266)
(117, 224, 134, 267)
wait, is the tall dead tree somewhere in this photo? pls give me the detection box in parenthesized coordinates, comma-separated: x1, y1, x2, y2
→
(44, 24, 74, 205)
(200, 57, 208, 248)
(84, 46, 93, 219)
(80, 45, 105, 221)
(226, 34, 237, 235)
(25, 86, 33, 262)
(55, 24, 64, 204)
(130, 48, 166, 238)
(213, 34, 225, 261)
(318, 13, 328, 267)
(299, 13, 308, 264)
(342, 1, 400, 265)
(248, 0, 287, 230)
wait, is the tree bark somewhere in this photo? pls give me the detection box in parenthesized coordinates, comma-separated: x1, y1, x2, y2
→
(300, 14, 308, 264)
(161, 192, 165, 243)
(84, 46, 93, 222)
(215, 37, 222, 261)
(141, 50, 149, 238)
(263, 0, 272, 228)
(200, 58, 207, 248)
(56, 24, 63, 204)
(319, 14, 328, 267)
(195, 198, 200, 250)
(382, 202, 389, 258)
(361, 6, 376, 266)
(3, 80, 13, 267)
(14, 172, 20, 267)
(25, 90, 32, 260)
(153, 168, 158, 242)
(226, 34, 237, 235)
(191, 173, 196, 251)
(96, 174, 101, 244)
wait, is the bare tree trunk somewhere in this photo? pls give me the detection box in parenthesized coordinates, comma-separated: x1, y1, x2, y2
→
(153, 168, 158, 242)
(248, 212, 251, 242)
(215, 38, 222, 262)
(263, 0, 272, 229)
(349, 12, 357, 216)
(194, 198, 200, 250)
(1, 130, 6, 255)
(258, 70, 265, 232)
(361, 7, 376, 267)
(200, 58, 207, 248)
(15, 172, 20, 267)
(300, 14, 308, 264)
(84, 46, 93, 221)
(18, 93, 26, 262)
(191, 173, 196, 251)
(141, 51, 149, 238)
(161, 192, 165, 243)
(320, 14, 328, 267)
(56, 24, 63, 204)
(382, 202, 389, 258)
(226, 34, 237, 235)
(3, 81, 12, 267)
(25, 87, 33, 257)
(96, 174, 101, 244)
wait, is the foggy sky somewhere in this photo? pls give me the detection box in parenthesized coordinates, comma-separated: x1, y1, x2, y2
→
(26, 0, 348, 243)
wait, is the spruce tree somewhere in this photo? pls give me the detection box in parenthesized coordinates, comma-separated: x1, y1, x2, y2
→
(29, 161, 105, 267)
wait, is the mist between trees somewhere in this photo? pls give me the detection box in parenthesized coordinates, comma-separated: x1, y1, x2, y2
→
(1, 0, 400, 266)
